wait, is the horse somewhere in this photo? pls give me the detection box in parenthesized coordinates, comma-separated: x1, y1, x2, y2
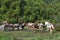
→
(45, 21, 55, 34)
(4, 23, 14, 30)
(24, 22, 43, 31)
(4, 23, 20, 31)
(13, 24, 19, 30)
(26, 22, 44, 31)
(37, 22, 44, 31)
(26, 22, 35, 30)
(19, 22, 27, 30)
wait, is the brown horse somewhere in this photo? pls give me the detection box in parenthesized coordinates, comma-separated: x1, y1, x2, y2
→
(25, 22, 34, 30)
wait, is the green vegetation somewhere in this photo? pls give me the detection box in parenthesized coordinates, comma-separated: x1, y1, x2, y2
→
(0, 0, 60, 40)
(0, 30, 59, 40)
(0, 0, 60, 23)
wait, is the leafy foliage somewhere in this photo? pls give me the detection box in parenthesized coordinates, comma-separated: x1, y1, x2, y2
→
(0, 0, 60, 23)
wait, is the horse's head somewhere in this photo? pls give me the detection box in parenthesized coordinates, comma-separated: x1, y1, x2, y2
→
(45, 21, 49, 26)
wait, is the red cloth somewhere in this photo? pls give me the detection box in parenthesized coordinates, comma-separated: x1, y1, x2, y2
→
(51, 26, 53, 30)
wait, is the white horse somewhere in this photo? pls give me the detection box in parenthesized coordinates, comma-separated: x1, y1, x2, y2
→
(45, 21, 54, 34)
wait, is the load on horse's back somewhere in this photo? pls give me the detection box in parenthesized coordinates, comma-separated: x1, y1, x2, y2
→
(0, 24, 5, 30)
(27, 22, 34, 30)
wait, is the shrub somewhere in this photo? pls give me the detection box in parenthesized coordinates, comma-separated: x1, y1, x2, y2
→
(55, 23, 60, 31)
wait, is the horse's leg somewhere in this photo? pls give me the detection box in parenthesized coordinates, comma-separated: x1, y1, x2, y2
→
(17, 26, 19, 30)
(12, 26, 14, 31)
(39, 26, 40, 30)
(32, 26, 35, 31)
(29, 26, 31, 30)
(8, 27, 10, 30)
(31, 26, 36, 32)
(4, 26, 6, 31)
(39, 26, 43, 31)
(21, 26, 24, 30)
(28, 26, 30, 30)
(31, 26, 34, 30)
(50, 29, 53, 35)
(25, 26, 28, 30)
(41, 26, 44, 31)
(4, 26, 8, 31)
(46, 27, 49, 31)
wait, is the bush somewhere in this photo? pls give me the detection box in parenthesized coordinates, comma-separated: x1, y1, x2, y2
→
(7, 18, 17, 23)
(0, 19, 3, 25)
(55, 23, 60, 31)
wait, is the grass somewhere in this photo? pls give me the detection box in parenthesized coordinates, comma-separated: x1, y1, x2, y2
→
(0, 30, 60, 40)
